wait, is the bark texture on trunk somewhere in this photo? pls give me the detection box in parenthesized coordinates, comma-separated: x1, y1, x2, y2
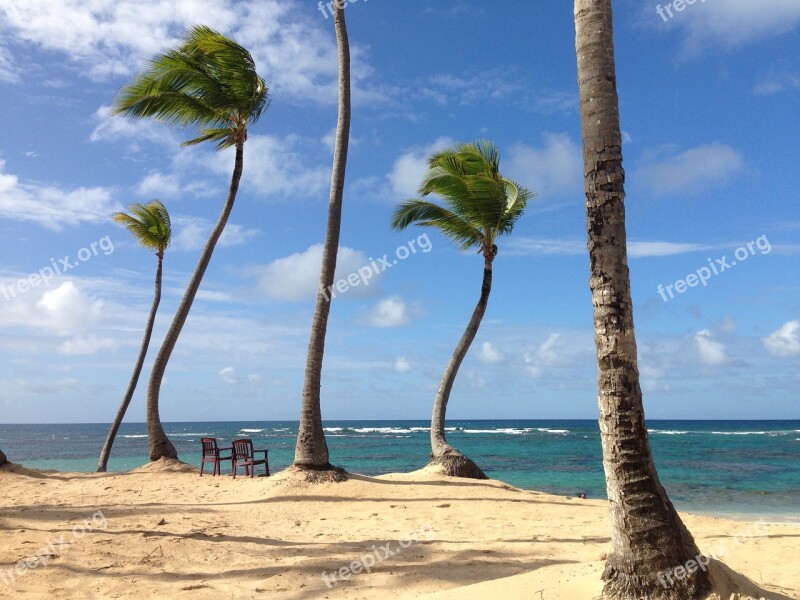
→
(427, 256, 491, 480)
(146, 141, 245, 461)
(97, 253, 163, 472)
(574, 1, 710, 598)
(293, 5, 351, 470)
(0, 448, 7, 466)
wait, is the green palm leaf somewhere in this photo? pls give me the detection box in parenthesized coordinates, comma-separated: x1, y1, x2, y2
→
(112, 25, 269, 150)
(392, 140, 534, 256)
(113, 200, 172, 254)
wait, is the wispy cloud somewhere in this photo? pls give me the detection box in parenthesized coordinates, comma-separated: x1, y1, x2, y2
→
(631, 143, 744, 198)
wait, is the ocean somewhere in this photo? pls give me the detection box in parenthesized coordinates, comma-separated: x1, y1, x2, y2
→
(1, 420, 798, 519)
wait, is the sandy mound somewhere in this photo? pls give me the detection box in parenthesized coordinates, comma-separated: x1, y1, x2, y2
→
(130, 457, 197, 474)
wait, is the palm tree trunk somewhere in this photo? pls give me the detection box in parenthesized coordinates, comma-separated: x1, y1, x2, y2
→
(97, 253, 163, 472)
(0, 448, 8, 466)
(428, 256, 490, 479)
(293, 5, 350, 470)
(574, 1, 710, 598)
(146, 141, 245, 461)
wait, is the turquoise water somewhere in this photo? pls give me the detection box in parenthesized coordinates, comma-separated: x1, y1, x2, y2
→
(1, 420, 798, 517)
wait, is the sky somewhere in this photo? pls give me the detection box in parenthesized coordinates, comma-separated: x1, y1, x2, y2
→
(0, 0, 798, 424)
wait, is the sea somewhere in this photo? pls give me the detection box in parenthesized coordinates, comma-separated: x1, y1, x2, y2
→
(1, 420, 798, 519)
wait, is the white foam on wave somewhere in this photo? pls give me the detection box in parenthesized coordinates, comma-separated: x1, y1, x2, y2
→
(240, 429, 264, 433)
(352, 427, 413, 434)
(463, 428, 529, 435)
(324, 427, 344, 432)
(121, 435, 147, 438)
(711, 431, 777, 436)
(536, 428, 570, 434)
(648, 429, 689, 435)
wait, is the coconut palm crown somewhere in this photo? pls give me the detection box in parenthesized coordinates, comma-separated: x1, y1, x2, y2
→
(392, 140, 531, 258)
(112, 24, 268, 149)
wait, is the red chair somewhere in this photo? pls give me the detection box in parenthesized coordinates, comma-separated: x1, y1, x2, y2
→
(232, 439, 269, 478)
(200, 437, 232, 476)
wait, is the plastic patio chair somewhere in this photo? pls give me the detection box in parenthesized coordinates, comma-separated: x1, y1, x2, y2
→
(200, 437, 232, 476)
(231, 438, 270, 479)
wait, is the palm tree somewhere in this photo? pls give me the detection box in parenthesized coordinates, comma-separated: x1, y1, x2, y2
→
(0, 448, 8, 466)
(112, 25, 269, 461)
(97, 201, 171, 472)
(574, 1, 710, 597)
(293, 4, 351, 472)
(392, 141, 531, 479)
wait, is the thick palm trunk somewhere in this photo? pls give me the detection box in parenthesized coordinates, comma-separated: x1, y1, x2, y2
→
(146, 141, 245, 461)
(428, 256, 491, 479)
(0, 448, 8, 466)
(97, 254, 163, 472)
(293, 6, 350, 470)
(574, 1, 710, 598)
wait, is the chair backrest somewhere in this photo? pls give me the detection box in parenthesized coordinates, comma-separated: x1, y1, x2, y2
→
(232, 438, 254, 460)
(201, 437, 218, 457)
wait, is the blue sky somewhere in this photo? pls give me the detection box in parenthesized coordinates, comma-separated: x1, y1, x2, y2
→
(0, 0, 798, 424)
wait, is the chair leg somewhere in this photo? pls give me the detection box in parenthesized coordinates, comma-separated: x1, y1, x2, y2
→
(200, 461, 205, 477)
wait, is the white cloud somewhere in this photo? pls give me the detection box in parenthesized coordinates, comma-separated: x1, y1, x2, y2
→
(505, 237, 716, 258)
(253, 244, 377, 302)
(524, 333, 564, 377)
(0, 0, 388, 106)
(754, 73, 800, 95)
(422, 70, 523, 105)
(90, 105, 176, 146)
(633, 143, 744, 198)
(695, 329, 731, 365)
(652, 0, 800, 52)
(0, 281, 117, 355)
(197, 134, 330, 199)
(478, 341, 503, 364)
(171, 217, 260, 252)
(366, 296, 410, 328)
(219, 366, 238, 385)
(136, 171, 182, 199)
(505, 133, 583, 200)
(394, 356, 412, 373)
(58, 335, 115, 355)
(0, 45, 19, 83)
(0, 159, 120, 230)
(762, 321, 800, 357)
(386, 138, 455, 198)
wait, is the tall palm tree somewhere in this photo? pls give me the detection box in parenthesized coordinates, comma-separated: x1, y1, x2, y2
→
(97, 201, 171, 473)
(392, 141, 531, 479)
(112, 25, 269, 461)
(0, 448, 8, 466)
(293, 4, 351, 472)
(574, 1, 710, 597)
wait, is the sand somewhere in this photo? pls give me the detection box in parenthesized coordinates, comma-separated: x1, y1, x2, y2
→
(0, 460, 797, 599)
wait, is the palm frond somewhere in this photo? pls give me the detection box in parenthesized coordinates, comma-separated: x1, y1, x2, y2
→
(111, 25, 269, 149)
(392, 140, 534, 254)
(113, 200, 172, 253)
(392, 200, 483, 251)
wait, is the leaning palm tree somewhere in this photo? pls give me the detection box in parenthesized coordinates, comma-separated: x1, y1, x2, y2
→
(0, 448, 8, 466)
(392, 141, 531, 479)
(293, 4, 351, 473)
(97, 201, 171, 472)
(112, 25, 268, 461)
(574, 1, 710, 597)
